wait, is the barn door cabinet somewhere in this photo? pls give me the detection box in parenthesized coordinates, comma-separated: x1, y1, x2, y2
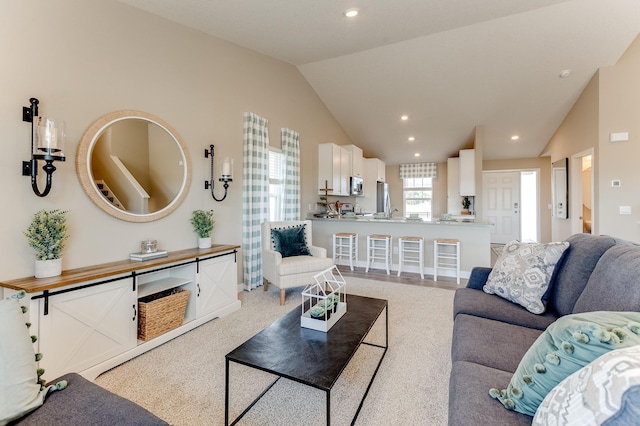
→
(0, 245, 240, 381)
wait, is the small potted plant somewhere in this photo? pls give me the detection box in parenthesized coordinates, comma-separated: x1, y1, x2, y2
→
(461, 196, 472, 215)
(24, 209, 69, 278)
(190, 209, 214, 249)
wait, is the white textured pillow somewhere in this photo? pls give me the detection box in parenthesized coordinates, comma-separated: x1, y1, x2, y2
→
(534, 345, 640, 425)
(0, 294, 49, 425)
(483, 240, 569, 314)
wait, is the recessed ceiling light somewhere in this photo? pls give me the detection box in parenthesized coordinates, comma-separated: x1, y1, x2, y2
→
(408, 137, 415, 141)
(344, 8, 359, 18)
(401, 115, 409, 121)
(559, 69, 571, 78)
(511, 135, 520, 140)
(414, 153, 420, 157)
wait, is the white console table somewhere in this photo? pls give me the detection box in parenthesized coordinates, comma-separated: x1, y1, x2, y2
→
(0, 245, 240, 381)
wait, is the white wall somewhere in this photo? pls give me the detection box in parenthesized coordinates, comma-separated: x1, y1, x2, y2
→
(0, 0, 353, 281)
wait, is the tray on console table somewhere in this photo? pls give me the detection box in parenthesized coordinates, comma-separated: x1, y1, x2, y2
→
(0, 244, 239, 294)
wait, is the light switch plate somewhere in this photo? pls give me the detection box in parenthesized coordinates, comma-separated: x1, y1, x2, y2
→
(620, 206, 632, 215)
(610, 132, 629, 142)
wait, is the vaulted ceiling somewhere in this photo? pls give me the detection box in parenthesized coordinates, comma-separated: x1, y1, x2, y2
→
(118, 0, 640, 164)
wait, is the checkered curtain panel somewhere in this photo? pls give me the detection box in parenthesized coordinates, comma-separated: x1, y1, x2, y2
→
(399, 162, 438, 179)
(242, 112, 269, 291)
(281, 128, 300, 221)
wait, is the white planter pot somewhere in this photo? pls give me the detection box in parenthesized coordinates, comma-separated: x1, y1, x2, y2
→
(198, 237, 211, 249)
(35, 258, 62, 278)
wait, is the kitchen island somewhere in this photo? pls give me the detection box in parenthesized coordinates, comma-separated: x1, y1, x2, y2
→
(310, 217, 492, 280)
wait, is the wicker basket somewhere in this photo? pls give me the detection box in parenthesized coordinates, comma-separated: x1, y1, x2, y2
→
(138, 288, 189, 341)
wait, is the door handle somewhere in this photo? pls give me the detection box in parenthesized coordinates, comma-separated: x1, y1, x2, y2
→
(132, 304, 137, 321)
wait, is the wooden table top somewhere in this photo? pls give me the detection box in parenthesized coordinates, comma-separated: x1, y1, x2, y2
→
(0, 244, 239, 294)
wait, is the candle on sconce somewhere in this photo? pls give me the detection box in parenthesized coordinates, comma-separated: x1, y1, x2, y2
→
(221, 157, 232, 178)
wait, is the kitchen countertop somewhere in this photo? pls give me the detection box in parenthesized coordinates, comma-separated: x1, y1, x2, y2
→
(309, 216, 492, 226)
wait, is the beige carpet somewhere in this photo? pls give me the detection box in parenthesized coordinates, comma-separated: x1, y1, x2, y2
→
(95, 276, 455, 425)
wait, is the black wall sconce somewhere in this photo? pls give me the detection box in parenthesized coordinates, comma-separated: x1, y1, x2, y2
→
(204, 144, 233, 202)
(22, 98, 66, 197)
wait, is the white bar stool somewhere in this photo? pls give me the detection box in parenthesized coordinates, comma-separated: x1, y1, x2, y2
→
(397, 236, 424, 279)
(366, 234, 391, 275)
(332, 232, 358, 271)
(433, 238, 461, 284)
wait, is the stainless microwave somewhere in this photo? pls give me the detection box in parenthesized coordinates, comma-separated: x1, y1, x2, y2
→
(350, 176, 363, 196)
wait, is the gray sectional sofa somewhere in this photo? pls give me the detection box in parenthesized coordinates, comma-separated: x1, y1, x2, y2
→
(448, 233, 640, 425)
(13, 373, 167, 425)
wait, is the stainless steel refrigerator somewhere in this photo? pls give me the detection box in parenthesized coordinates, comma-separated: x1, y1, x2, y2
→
(376, 181, 390, 216)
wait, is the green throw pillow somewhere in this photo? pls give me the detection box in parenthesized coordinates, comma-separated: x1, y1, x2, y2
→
(271, 225, 311, 258)
(489, 311, 640, 416)
(0, 292, 66, 425)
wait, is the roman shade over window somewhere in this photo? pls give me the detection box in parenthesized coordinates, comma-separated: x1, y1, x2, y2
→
(399, 162, 437, 179)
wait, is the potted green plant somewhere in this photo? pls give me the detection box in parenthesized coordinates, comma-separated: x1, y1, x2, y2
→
(461, 196, 471, 214)
(24, 209, 69, 278)
(190, 209, 214, 248)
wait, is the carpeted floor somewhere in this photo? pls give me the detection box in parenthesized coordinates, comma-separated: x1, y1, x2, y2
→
(95, 276, 455, 425)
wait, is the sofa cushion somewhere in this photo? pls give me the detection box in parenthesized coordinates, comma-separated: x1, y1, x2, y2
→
(533, 345, 640, 425)
(454, 288, 558, 330)
(550, 234, 619, 316)
(452, 314, 542, 373)
(14, 373, 168, 425)
(277, 255, 334, 276)
(489, 311, 640, 417)
(483, 240, 569, 314)
(270, 224, 310, 258)
(449, 361, 532, 426)
(573, 245, 640, 314)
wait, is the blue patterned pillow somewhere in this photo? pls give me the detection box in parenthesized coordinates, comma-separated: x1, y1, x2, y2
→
(484, 240, 569, 314)
(270, 225, 311, 258)
(490, 311, 640, 416)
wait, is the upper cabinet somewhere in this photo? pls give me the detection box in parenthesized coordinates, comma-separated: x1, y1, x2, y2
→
(343, 144, 364, 177)
(447, 157, 461, 214)
(318, 143, 349, 196)
(459, 149, 476, 196)
(366, 158, 385, 182)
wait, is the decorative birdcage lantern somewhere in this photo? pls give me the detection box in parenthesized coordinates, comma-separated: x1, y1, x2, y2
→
(301, 265, 347, 332)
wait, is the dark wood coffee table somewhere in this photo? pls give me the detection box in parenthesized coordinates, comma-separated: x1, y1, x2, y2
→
(225, 294, 388, 426)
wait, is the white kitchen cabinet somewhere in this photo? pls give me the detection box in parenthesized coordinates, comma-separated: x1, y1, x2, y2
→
(373, 158, 386, 182)
(343, 144, 364, 177)
(359, 158, 386, 213)
(1, 245, 240, 381)
(38, 276, 137, 381)
(196, 252, 238, 318)
(447, 157, 461, 214)
(318, 143, 349, 195)
(459, 149, 476, 196)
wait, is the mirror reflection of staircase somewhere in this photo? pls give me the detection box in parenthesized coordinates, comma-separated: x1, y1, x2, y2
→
(95, 180, 124, 210)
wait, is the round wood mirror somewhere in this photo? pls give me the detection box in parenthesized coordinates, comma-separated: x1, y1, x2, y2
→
(76, 110, 191, 222)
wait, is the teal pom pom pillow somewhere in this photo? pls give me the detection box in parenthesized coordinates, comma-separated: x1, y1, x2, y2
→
(271, 225, 311, 258)
(489, 311, 640, 416)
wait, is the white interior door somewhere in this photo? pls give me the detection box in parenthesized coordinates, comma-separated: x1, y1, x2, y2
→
(483, 172, 521, 244)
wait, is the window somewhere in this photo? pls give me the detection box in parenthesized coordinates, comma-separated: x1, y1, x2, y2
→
(268, 148, 284, 221)
(403, 177, 433, 220)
